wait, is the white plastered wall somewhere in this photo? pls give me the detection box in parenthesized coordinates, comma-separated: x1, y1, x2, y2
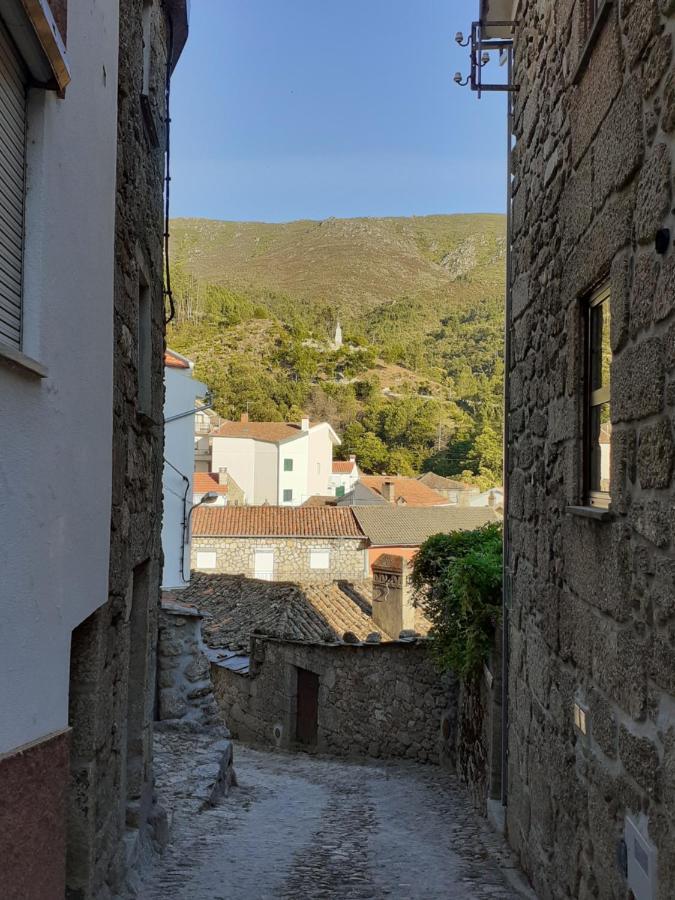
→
(0, 2, 120, 754)
(277, 433, 309, 505)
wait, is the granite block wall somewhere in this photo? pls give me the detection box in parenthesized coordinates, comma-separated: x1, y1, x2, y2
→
(508, 3, 675, 897)
(212, 637, 455, 763)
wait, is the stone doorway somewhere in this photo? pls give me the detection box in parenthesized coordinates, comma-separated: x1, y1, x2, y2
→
(295, 668, 319, 747)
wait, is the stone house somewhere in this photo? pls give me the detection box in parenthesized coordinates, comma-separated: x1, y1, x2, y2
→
(464, 1, 675, 898)
(417, 471, 482, 505)
(0, 2, 188, 897)
(191, 505, 370, 581)
(179, 567, 449, 762)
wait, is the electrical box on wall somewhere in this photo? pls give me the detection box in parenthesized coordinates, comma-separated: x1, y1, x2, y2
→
(624, 816, 657, 900)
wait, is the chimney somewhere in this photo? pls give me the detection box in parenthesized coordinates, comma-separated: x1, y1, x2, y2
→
(218, 467, 228, 485)
(382, 479, 396, 503)
(371, 555, 415, 637)
(240, 412, 249, 423)
(301, 417, 310, 431)
(349, 454, 356, 464)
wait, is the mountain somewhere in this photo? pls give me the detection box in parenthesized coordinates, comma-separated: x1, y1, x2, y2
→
(167, 214, 506, 486)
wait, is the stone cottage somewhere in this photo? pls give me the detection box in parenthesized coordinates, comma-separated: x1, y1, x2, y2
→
(191, 505, 370, 581)
(0, 2, 189, 898)
(470, 1, 675, 898)
(178, 566, 450, 761)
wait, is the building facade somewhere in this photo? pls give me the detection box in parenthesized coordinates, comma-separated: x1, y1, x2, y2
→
(162, 349, 207, 589)
(505, 1, 675, 897)
(0, 2, 188, 897)
(211, 414, 341, 506)
(191, 505, 369, 582)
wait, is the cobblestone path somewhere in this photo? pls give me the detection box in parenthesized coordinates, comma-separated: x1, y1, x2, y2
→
(139, 738, 535, 900)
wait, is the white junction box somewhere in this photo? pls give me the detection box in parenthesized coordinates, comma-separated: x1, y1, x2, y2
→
(625, 816, 657, 900)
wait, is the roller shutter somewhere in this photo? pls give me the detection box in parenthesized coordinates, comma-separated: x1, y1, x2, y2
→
(0, 18, 27, 350)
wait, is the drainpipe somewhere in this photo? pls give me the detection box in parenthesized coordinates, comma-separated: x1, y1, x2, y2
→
(501, 44, 514, 809)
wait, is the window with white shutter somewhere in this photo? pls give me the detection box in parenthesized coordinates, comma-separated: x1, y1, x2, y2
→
(0, 18, 27, 351)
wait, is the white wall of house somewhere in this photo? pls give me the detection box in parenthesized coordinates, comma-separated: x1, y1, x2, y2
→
(162, 359, 207, 589)
(278, 433, 310, 505)
(307, 424, 337, 498)
(328, 463, 359, 497)
(253, 441, 278, 504)
(0, 3, 120, 755)
(212, 435, 256, 502)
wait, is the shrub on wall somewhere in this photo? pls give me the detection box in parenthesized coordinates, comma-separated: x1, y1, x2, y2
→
(411, 523, 503, 679)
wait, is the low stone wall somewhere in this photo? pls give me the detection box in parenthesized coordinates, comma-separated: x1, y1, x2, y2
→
(192, 536, 368, 583)
(211, 636, 456, 763)
(158, 599, 222, 727)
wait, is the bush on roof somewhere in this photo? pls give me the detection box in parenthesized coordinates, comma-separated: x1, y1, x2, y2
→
(411, 522, 502, 679)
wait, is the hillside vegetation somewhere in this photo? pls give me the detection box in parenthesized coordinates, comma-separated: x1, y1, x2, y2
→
(168, 214, 506, 487)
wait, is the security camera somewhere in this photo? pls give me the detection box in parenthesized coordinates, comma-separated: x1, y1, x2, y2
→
(455, 31, 464, 45)
(453, 72, 463, 84)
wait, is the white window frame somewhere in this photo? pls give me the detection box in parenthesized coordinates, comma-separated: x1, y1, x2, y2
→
(195, 550, 217, 569)
(309, 548, 330, 570)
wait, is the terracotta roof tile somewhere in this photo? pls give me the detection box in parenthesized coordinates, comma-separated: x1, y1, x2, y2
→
(212, 421, 303, 443)
(360, 476, 448, 507)
(332, 460, 356, 474)
(192, 505, 365, 538)
(193, 473, 229, 495)
(164, 350, 190, 369)
(181, 574, 392, 647)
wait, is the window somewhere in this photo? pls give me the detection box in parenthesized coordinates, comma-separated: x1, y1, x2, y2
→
(137, 271, 151, 414)
(316, 462, 321, 475)
(196, 550, 217, 569)
(335, 485, 345, 498)
(310, 549, 330, 570)
(584, 283, 611, 508)
(284, 458, 293, 472)
(0, 20, 27, 351)
(283, 489, 293, 503)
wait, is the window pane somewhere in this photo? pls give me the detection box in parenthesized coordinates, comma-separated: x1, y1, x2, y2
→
(590, 299, 611, 393)
(589, 403, 611, 493)
(284, 458, 293, 472)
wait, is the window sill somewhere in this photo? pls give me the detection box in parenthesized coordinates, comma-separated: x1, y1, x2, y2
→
(0, 342, 48, 378)
(565, 505, 613, 522)
(572, 0, 614, 86)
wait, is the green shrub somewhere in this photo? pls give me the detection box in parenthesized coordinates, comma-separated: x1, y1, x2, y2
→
(411, 523, 502, 679)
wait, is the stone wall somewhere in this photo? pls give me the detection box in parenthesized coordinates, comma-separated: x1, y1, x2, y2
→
(508, 3, 675, 898)
(65, 3, 172, 897)
(158, 600, 222, 727)
(211, 636, 455, 763)
(192, 536, 368, 582)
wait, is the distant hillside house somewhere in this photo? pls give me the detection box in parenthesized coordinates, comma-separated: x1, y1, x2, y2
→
(417, 472, 480, 505)
(337, 475, 448, 507)
(194, 404, 222, 473)
(191, 505, 368, 582)
(210, 413, 340, 506)
(193, 470, 245, 508)
(328, 455, 360, 498)
(353, 505, 501, 574)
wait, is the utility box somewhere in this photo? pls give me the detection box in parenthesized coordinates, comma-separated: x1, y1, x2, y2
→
(624, 816, 657, 900)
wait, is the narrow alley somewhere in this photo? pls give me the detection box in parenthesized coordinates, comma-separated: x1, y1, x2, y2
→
(137, 733, 533, 900)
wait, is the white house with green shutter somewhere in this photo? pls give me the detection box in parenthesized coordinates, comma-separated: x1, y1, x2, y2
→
(210, 413, 340, 506)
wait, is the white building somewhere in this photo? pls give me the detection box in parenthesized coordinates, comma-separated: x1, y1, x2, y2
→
(194, 403, 221, 472)
(328, 456, 360, 498)
(0, 0, 119, 868)
(162, 349, 208, 589)
(211, 414, 340, 506)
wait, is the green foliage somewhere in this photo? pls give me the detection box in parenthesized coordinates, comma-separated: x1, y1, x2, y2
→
(411, 524, 503, 679)
(167, 215, 506, 484)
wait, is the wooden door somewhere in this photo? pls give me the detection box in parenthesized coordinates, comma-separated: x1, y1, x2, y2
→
(296, 668, 319, 746)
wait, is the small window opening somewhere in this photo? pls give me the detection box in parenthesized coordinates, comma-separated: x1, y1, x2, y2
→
(584, 283, 611, 508)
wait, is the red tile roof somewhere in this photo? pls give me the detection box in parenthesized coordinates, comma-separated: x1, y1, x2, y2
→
(359, 476, 448, 507)
(192, 505, 365, 538)
(212, 421, 304, 443)
(332, 460, 356, 474)
(193, 473, 229, 495)
(164, 350, 190, 369)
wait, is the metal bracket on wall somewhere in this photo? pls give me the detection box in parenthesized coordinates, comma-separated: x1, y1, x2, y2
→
(454, 21, 517, 98)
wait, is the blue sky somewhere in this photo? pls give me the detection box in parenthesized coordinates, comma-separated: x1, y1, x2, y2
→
(170, 0, 507, 222)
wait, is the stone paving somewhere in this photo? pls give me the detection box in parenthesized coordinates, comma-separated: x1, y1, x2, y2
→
(138, 735, 536, 900)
